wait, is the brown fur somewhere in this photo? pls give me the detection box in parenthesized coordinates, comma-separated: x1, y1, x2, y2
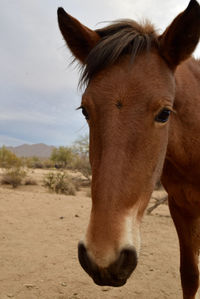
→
(57, 1, 200, 298)
(80, 20, 158, 85)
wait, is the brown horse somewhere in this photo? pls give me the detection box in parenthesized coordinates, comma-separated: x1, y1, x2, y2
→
(57, 1, 200, 298)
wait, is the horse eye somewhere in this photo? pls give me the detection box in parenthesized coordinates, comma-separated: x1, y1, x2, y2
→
(155, 108, 171, 123)
(81, 106, 89, 120)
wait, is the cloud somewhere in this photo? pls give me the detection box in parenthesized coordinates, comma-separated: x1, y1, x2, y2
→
(0, 1, 79, 94)
(0, 83, 86, 146)
(0, 135, 32, 147)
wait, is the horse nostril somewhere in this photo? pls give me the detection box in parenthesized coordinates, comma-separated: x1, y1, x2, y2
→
(78, 242, 99, 278)
(109, 247, 138, 280)
(120, 248, 138, 270)
(78, 242, 91, 275)
(122, 248, 137, 274)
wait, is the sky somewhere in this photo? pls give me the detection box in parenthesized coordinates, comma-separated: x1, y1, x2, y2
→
(1, 0, 199, 147)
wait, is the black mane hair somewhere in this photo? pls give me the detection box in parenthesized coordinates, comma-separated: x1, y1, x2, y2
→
(79, 20, 159, 86)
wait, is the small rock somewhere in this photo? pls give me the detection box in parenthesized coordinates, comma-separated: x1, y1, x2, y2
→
(101, 287, 110, 292)
(75, 214, 79, 218)
(61, 282, 67, 287)
(58, 289, 64, 294)
(134, 291, 142, 295)
(7, 294, 14, 298)
(24, 283, 35, 289)
(60, 216, 64, 219)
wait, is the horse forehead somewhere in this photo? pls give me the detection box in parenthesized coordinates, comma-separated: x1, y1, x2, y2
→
(84, 52, 174, 101)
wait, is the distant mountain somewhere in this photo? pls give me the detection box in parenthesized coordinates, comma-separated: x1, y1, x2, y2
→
(7, 143, 55, 158)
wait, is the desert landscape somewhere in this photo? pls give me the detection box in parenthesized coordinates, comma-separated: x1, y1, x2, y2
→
(0, 168, 183, 299)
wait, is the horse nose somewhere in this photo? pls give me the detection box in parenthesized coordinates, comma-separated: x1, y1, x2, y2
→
(78, 242, 138, 287)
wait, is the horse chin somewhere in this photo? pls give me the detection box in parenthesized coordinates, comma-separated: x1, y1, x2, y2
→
(93, 277, 127, 287)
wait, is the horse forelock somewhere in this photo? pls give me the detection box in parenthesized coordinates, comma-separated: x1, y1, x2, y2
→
(79, 19, 159, 87)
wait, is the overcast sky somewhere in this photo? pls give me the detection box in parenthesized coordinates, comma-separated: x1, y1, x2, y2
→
(1, 0, 199, 147)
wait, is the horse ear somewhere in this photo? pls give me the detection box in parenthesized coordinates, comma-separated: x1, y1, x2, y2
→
(57, 8, 100, 64)
(159, 0, 200, 69)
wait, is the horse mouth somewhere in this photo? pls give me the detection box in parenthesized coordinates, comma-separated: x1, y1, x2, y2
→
(93, 276, 127, 287)
(78, 242, 137, 287)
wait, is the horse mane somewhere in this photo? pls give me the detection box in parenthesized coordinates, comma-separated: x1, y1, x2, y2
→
(79, 20, 159, 86)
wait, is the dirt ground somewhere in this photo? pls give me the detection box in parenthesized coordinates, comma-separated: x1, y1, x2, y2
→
(0, 169, 183, 299)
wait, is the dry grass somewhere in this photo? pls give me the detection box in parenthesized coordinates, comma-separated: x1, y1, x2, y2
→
(1, 168, 26, 188)
(43, 172, 77, 195)
(24, 178, 37, 186)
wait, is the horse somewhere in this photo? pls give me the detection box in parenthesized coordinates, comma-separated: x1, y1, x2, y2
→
(57, 1, 200, 298)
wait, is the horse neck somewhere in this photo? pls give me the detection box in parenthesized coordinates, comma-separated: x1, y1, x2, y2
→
(166, 58, 200, 178)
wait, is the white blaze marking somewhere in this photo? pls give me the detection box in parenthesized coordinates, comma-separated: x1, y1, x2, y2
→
(119, 209, 141, 256)
(83, 206, 141, 268)
(196, 255, 200, 299)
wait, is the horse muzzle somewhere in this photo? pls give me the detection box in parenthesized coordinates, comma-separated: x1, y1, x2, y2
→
(78, 242, 137, 287)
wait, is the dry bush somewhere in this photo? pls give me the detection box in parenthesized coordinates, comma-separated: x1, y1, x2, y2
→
(70, 176, 81, 191)
(24, 156, 54, 169)
(71, 176, 90, 190)
(1, 168, 26, 188)
(43, 172, 55, 190)
(24, 178, 37, 185)
(54, 173, 76, 195)
(43, 172, 77, 195)
(0, 146, 22, 169)
(43, 159, 54, 169)
(71, 156, 91, 182)
(51, 147, 75, 169)
(28, 157, 44, 169)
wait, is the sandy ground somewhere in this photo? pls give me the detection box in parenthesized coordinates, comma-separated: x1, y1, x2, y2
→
(0, 169, 183, 299)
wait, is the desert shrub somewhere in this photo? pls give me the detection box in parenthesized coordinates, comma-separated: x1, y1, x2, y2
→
(72, 135, 91, 183)
(70, 176, 88, 190)
(24, 178, 37, 185)
(50, 147, 75, 169)
(71, 156, 91, 182)
(0, 146, 21, 168)
(22, 157, 31, 168)
(43, 159, 54, 169)
(72, 135, 89, 157)
(1, 167, 26, 188)
(27, 156, 44, 169)
(43, 172, 55, 190)
(54, 173, 76, 195)
(43, 172, 76, 195)
(32, 161, 44, 169)
(24, 157, 54, 169)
